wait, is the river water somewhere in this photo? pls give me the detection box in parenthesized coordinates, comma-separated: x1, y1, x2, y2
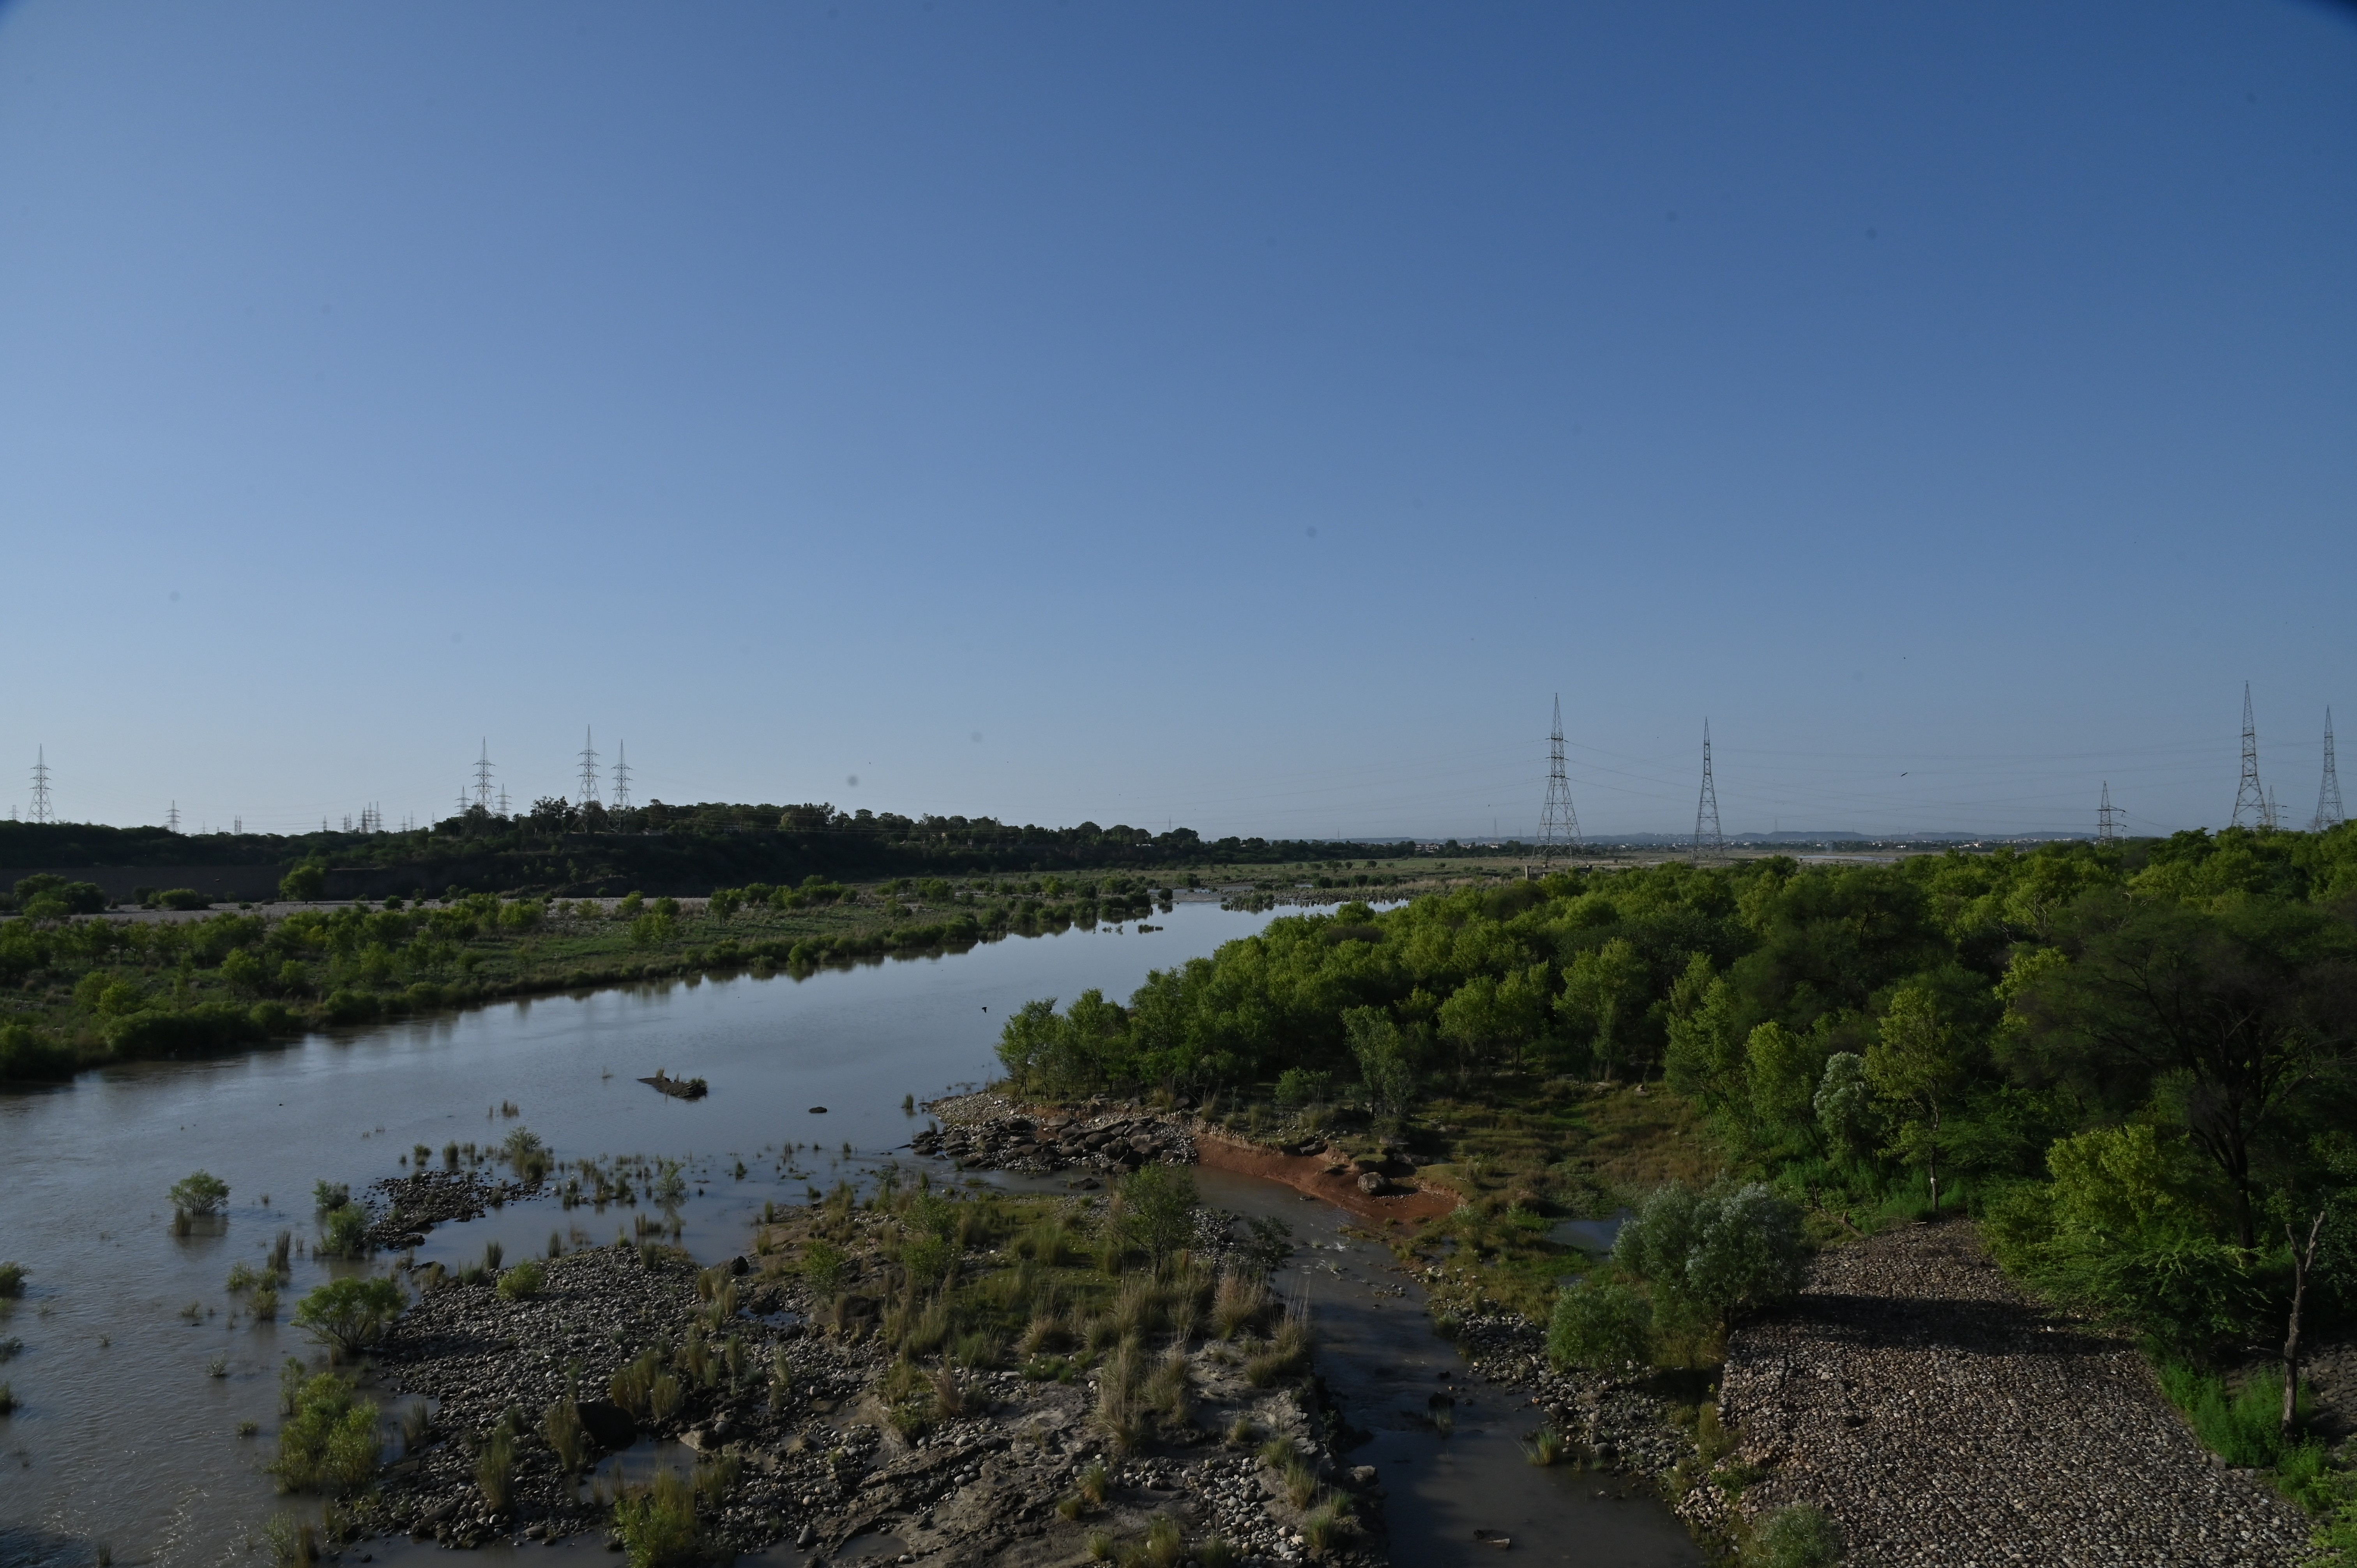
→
(0, 902, 1694, 1568)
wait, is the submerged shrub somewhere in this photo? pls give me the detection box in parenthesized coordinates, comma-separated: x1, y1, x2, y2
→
(170, 1171, 230, 1218)
(273, 1373, 378, 1495)
(318, 1205, 369, 1260)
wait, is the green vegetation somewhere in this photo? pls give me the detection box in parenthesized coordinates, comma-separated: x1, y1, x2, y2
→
(612, 1469, 700, 1566)
(0, 1262, 23, 1298)
(1744, 1504, 1843, 1568)
(170, 1170, 230, 1218)
(495, 1260, 545, 1301)
(292, 1277, 405, 1359)
(272, 1370, 378, 1494)
(997, 825, 2357, 1512)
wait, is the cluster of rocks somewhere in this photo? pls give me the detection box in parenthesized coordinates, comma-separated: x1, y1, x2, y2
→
(363, 1169, 539, 1251)
(913, 1095, 1195, 1176)
(1705, 1220, 2316, 1567)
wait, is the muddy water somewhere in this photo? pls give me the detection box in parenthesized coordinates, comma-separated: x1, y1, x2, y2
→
(0, 901, 1693, 1566)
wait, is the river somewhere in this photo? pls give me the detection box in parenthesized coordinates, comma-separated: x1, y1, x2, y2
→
(0, 902, 1695, 1567)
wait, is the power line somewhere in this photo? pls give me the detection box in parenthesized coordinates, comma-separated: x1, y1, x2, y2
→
(1537, 696, 1582, 869)
(1691, 720, 1723, 865)
(2314, 708, 2345, 833)
(2231, 682, 2267, 829)
(578, 726, 601, 806)
(29, 746, 52, 823)
(2097, 782, 2122, 845)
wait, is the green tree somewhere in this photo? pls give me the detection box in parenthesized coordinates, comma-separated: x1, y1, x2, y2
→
(2007, 894, 2357, 1248)
(1745, 1022, 1823, 1138)
(1557, 939, 1650, 1081)
(1344, 1007, 1422, 1119)
(279, 860, 327, 902)
(1118, 1163, 1200, 1266)
(1865, 986, 1975, 1213)
(1812, 1052, 1874, 1164)
(1546, 1279, 1653, 1370)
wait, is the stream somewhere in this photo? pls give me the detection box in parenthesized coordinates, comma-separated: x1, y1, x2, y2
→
(0, 901, 1695, 1567)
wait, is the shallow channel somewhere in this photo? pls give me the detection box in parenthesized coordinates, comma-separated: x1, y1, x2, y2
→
(0, 900, 1694, 1567)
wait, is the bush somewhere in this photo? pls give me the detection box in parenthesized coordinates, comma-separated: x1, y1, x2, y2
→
(2157, 1362, 2314, 1470)
(171, 1170, 231, 1217)
(292, 1277, 405, 1358)
(0, 1262, 24, 1298)
(319, 1205, 369, 1260)
(273, 1372, 379, 1494)
(0, 1022, 75, 1082)
(1274, 1068, 1332, 1107)
(1613, 1182, 1806, 1326)
(1745, 1504, 1842, 1568)
(496, 1261, 546, 1301)
(321, 990, 381, 1026)
(155, 888, 210, 911)
(110, 1003, 267, 1060)
(614, 1469, 700, 1566)
(1118, 1164, 1199, 1264)
(1547, 1278, 1653, 1370)
(279, 861, 327, 902)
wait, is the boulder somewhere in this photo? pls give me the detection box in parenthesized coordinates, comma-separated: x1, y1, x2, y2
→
(577, 1400, 637, 1453)
(1357, 1171, 1395, 1196)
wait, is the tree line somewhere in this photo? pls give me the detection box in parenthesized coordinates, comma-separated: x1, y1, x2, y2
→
(998, 825, 2357, 1359)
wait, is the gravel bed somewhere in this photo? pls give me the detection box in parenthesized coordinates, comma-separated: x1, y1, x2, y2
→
(1708, 1220, 2315, 1567)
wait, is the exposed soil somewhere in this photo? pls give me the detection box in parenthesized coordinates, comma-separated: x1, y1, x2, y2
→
(1701, 1220, 2316, 1567)
(1193, 1134, 1457, 1227)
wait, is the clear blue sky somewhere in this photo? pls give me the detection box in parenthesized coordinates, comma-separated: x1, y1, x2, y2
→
(2, 1, 2351, 841)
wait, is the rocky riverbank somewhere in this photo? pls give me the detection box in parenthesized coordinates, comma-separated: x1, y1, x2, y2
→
(346, 1183, 1391, 1564)
(913, 1093, 1196, 1176)
(1701, 1220, 2315, 1567)
(362, 1169, 541, 1251)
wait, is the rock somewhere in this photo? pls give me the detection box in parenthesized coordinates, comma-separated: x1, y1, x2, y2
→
(1357, 1171, 1394, 1196)
(577, 1400, 636, 1453)
(729, 1254, 750, 1275)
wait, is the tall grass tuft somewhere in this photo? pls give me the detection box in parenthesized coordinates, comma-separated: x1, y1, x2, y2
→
(2157, 1362, 2313, 1470)
(545, 1397, 587, 1471)
(476, 1427, 516, 1511)
(1212, 1271, 1268, 1339)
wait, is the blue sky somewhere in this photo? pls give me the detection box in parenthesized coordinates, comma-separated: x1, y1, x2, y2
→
(2, 1, 2351, 841)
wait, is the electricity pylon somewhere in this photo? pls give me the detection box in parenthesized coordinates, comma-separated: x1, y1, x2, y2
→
(578, 727, 601, 806)
(1691, 720, 1723, 865)
(612, 740, 633, 810)
(474, 740, 495, 811)
(2231, 683, 2267, 828)
(2097, 782, 2122, 844)
(30, 747, 52, 823)
(2314, 709, 2345, 832)
(167, 801, 181, 834)
(1537, 696, 1581, 870)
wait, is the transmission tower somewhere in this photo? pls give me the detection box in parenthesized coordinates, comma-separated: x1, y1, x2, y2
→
(1537, 696, 1582, 869)
(474, 739, 495, 811)
(611, 740, 633, 810)
(2097, 782, 2122, 844)
(2313, 709, 2345, 832)
(456, 786, 471, 818)
(497, 785, 511, 816)
(578, 727, 601, 805)
(2231, 683, 2267, 828)
(1691, 720, 1723, 865)
(167, 801, 181, 834)
(29, 747, 52, 823)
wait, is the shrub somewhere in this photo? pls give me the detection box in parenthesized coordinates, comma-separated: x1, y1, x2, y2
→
(800, 1240, 848, 1294)
(0, 1023, 75, 1082)
(292, 1277, 405, 1358)
(321, 990, 380, 1026)
(272, 1373, 379, 1494)
(170, 1171, 231, 1218)
(545, 1397, 587, 1470)
(1274, 1068, 1332, 1107)
(1548, 1278, 1653, 1370)
(495, 1261, 545, 1301)
(613, 1469, 700, 1566)
(318, 1205, 369, 1260)
(154, 887, 207, 911)
(1744, 1504, 1842, 1568)
(1613, 1183, 1806, 1326)
(0, 1262, 23, 1299)
(109, 1003, 266, 1059)
(2157, 1362, 2312, 1470)
(1118, 1164, 1199, 1264)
